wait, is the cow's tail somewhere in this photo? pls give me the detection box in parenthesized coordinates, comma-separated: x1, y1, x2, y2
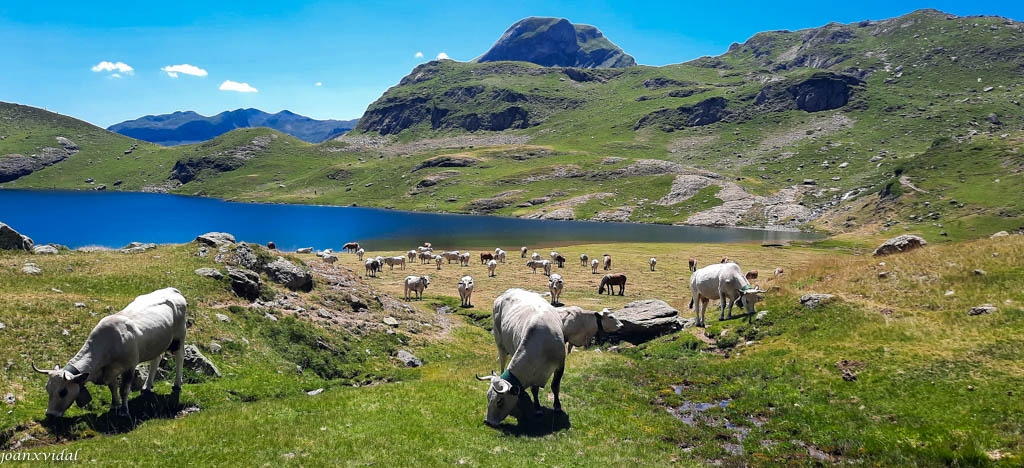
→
(688, 297, 694, 310)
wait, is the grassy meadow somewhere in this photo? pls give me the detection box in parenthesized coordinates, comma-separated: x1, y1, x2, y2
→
(1, 233, 1021, 466)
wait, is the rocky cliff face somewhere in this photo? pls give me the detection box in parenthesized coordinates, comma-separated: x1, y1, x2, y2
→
(474, 17, 636, 68)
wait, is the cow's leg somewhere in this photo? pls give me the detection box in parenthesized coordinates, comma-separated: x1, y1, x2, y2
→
(619, 284, 625, 296)
(117, 370, 132, 417)
(142, 357, 160, 393)
(172, 342, 185, 392)
(530, 386, 542, 414)
(552, 363, 565, 411)
(726, 295, 736, 319)
(719, 292, 728, 320)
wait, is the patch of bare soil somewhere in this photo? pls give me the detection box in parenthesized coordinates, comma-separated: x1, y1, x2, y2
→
(667, 134, 719, 154)
(755, 113, 854, 154)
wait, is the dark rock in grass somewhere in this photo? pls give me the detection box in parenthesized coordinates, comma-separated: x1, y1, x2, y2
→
(396, 350, 423, 367)
(800, 293, 836, 309)
(194, 267, 224, 280)
(987, 113, 1001, 125)
(195, 232, 236, 247)
(32, 245, 59, 255)
(872, 234, 927, 256)
(130, 361, 170, 391)
(265, 257, 313, 291)
(183, 344, 221, 377)
(120, 242, 157, 254)
(968, 304, 997, 316)
(227, 267, 261, 301)
(0, 222, 34, 251)
(113, 180, 123, 186)
(613, 299, 681, 340)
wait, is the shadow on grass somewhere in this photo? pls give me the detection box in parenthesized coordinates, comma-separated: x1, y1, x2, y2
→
(497, 407, 571, 437)
(41, 390, 187, 438)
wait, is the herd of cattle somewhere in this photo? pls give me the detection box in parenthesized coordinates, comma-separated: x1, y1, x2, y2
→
(33, 241, 775, 428)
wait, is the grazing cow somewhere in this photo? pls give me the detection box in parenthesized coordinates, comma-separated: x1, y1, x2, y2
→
(521, 246, 528, 258)
(435, 255, 443, 270)
(365, 258, 381, 277)
(721, 256, 730, 264)
(774, 267, 784, 276)
(487, 259, 497, 277)
(554, 254, 566, 268)
(404, 275, 430, 300)
(385, 256, 406, 271)
(34, 287, 187, 418)
(557, 306, 623, 354)
(526, 259, 544, 274)
(423, 242, 432, 249)
(418, 251, 433, 264)
(649, 257, 657, 272)
(591, 258, 599, 274)
(459, 252, 471, 267)
(495, 249, 507, 264)
(323, 254, 338, 264)
(356, 248, 365, 261)
(458, 276, 475, 308)
(407, 250, 417, 261)
(541, 260, 553, 276)
(342, 242, 360, 253)
(599, 274, 627, 295)
(745, 270, 759, 280)
(548, 274, 564, 305)
(689, 262, 765, 327)
(443, 251, 462, 264)
(481, 252, 495, 264)
(602, 254, 612, 271)
(580, 253, 589, 266)
(476, 289, 566, 426)
(688, 257, 697, 272)
(531, 252, 541, 261)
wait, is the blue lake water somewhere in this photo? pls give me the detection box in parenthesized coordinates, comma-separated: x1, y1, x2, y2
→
(0, 189, 821, 250)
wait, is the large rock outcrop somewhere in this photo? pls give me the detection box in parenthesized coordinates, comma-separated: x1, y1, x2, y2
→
(0, 137, 79, 183)
(754, 72, 863, 113)
(0, 222, 34, 251)
(475, 17, 635, 68)
(873, 235, 927, 256)
(613, 299, 682, 341)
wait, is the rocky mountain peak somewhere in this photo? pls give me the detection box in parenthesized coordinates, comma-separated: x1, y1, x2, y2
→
(474, 17, 636, 68)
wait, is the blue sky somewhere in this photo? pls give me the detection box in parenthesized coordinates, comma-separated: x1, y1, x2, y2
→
(2, 1, 1021, 128)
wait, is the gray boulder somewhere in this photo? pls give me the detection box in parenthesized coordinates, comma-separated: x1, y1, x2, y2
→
(265, 257, 313, 291)
(800, 294, 836, 309)
(195, 232, 236, 247)
(873, 235, 927, 256)
(183, 344, 221, 377)
(613, 299, 681, 340)
(227, 267, 262, 300)
(194, 267, 224, 280)
(229, 242, 265, 271)
(130, 361, 170, 391)
(396, 350, 423, 368)
(21, 263, 41, 275)
(120, 242, 157, 254)
(32, 244, 59, 255)
(0, 222, 34, 251)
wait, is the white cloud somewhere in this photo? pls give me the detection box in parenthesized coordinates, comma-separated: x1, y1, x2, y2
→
(414, 51, 424, 59)
(91, 61, 134, 75)
(161, 64, 208, 78)
(219, 80, 258, 93)
(315, 82, 323, 87)
(436, 52, 450, 60)
(110, 73, 122, 79)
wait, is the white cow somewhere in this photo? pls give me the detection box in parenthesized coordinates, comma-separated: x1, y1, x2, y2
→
(495, 249, 506, 264)
(442, 251, 462, 264)
(591, 258, 599, 274)
(649, 257, 657, 272)
(407, 250, 417, 261)
(531, 252, 541, 261)
(434, 254, 443, 270)
(689, 262, 765, 327)
(541, 260, 553, 276)
(365, 258, 381, 277)
(476, 289, 566, 427)
(557, 306, 623, 354)
(356, 248, 365, 261)
(404, 275, 430, 300)
(520, 246, 528, 258)
(459, 252, 471, 267)
(526, 259, 544, 274)
(487, 259, 497, 277)
(458, 276, 475, 307)
(323, 254, 338, 264)
(580, 253, 589, 266)
(548, 273, 564, 305)
(385, 256, 406, 270)
(34, 287, 187, 418)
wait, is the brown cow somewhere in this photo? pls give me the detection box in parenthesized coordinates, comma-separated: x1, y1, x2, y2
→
(598, 274, 626, 295)
(343, 242, 360, 253)
(602, 254, 612, 271)
(774, 267, 784, 276)
(480, 252, 494, 264)
(721, 256, 730, 264)
(745, 270, 759, 280)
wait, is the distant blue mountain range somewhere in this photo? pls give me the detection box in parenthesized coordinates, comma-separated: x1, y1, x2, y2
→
(108, 108, 358, 145)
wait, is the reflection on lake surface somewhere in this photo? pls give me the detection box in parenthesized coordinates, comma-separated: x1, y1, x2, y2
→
(0, 190, 821, 250)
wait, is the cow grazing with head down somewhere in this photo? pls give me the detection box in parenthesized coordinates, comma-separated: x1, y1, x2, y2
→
(591, 258, 599, 274)
(435, 255, 443, 270)
(385, 256, 406, 270)
(476, 289, 566, 427)
(480, 252, 495, 264)
(526, 259, 544, 274)
(531, 252, 541, 261)
(580, 253, 589, 266)
(442, 251, 462, 264)
(557, 306, 623, 354)
(602, 254, 612, 271)
(458, 276, 475, 307)
(774, 267, 784, 276)
(548, 273, 564, 305)
(688, 257, 697, 272)
(343, 242, 360, 253)
(649, 257, 657, 271)
(495, 249, 506, 264)
(34, 287, 187, 418)
(365, 258, 381, 277)
(356, 248, 365, 261)
(689, 262, 765, 328)
(554, 254, 566, 268)
(745, 270, 758, 280)
(404, 275, 430, 300)
(487, 259, 497, 277)
(599, 274, 627, 295)
(521, 246, 528, 258)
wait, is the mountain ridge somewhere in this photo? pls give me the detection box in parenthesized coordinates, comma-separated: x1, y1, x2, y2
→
(108, 108, 359, 145)
(473, 16, 636, 68)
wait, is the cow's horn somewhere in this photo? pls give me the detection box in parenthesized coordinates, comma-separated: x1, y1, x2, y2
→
(475, 373, 493, 381)
(31, 362, 52, 375)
